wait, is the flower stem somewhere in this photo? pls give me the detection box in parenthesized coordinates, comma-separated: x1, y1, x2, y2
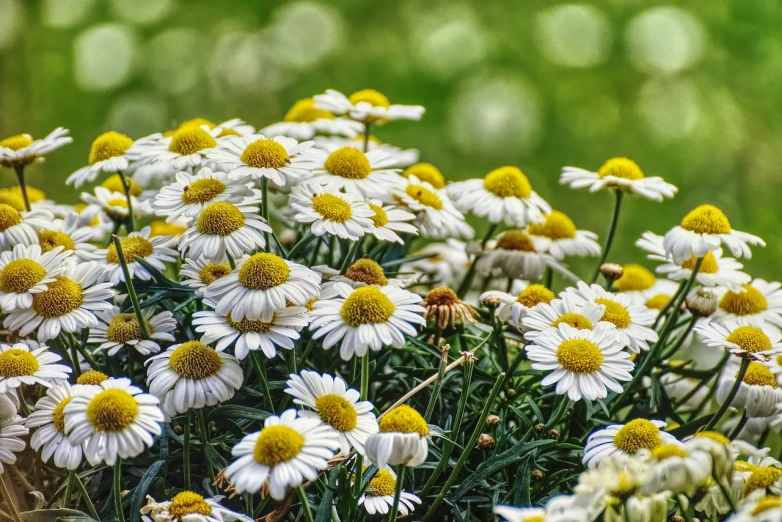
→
(73, 471, 100, 521)
(0, 471, 21, 522)
(196, 409, 215, 480)
(360, 354, 370, 401)
(261, 177, 271, 252)
(388, 465, 406, 522)
(251, 351, 274, 412)
(112, 234, 149, 340)
(114, 458, 125, 522)
(729, 411, 748, 440)
(705, 357, 749, 431)
(590, 190, 624, 284)
(339, 240, 361, 274)
(296, 485, 315, 522)
(363, 123, 372, 152)
(12, 165, 31, 212)
(183, 411, 191, 489)
(64, 470, 75, 505)
(287, 231, 316, 260)
(118, 170, 135, 232)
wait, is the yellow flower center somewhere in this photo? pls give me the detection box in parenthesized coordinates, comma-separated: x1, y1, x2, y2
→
(168, 127, 216, 155)
(344, 259, 388, 286)
(736, 461, 757, 473)
(77, 369, 109, 385)
(645, 294, 670, 310)
(527, 211, 577, 240)
(651, 444, 688, 460)
(169, 341, 222, 380)
(0, 259, 46, 294)
(87, 389, 139, 432)
(516, 285, 555, 308)
(404, 184, 443, 210)
(695, 431, 730, 445)
(253, 425, 305, 467)
(177, 118, 216, 131)
(745, 467, 782, 496)
(366, 470, 396, 497)
(0, 190, 26, 211)
(556, 339, 603, 374)
(598, 157, 644, 180)
(349, 89, 391, 108)
(198, 262, 232, 286)
(340, 286, 396, 327)
(681, 251, 719, 273)
(240, 139, 290, 169)
(613, 419, 662, 454)
(284, 98, 334, 122)
(39, 230, 76, 253)
(726, 326, 773, 354)
(742, 362, 777, 388)
(226, 313, 273, 334)
(368, 202, 388, 227)
(316, 393, 358, 432)
(595, 299, 632, 329)
(753, 496, 782, 516)
(0, 349, 39, 377)
(424, 287, 459, 307)
(613, 264, 656, 292)
(52, 396, 74, 435)
(680, 205, 732, 235)
(325, 147, 372, 180)
(552, 313, 594, 330)
(312, 193, 353, 223)
(105, 198, 129, 220)
(482, 166, 532, 199)
(495, 230, 535, 252)
(181, 178, 227, 205)
(32, 276, 83, 318)
(403, 163, 446, 189)
(106, 236, 154, 264)
(196, 201, 246, 236)
(0, 204, 23, 232)
(720, 284, 768, 316)
(169, 491, 212, 519)
(107, 313, 152, 344)
(0, 135, 34, 151)
(149, 221, 186, 237)
(379, 405, 428, 435)
(238, 253, 290, 290)
(88, 131, 133, 165)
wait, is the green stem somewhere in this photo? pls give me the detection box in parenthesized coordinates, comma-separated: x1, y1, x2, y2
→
(590, 190, 624, 284)
(287, 231, 316, 259)
(73, 472, 100, 521)
(183, 411, 191, 489)
(678, 495, 694, 522)
(456, 223, 497, 298)
(114, 458, 125, 522)
(360, 355, 370, 401)
(660, 314, 698, 361)
(544, 267, 553, 290)
(76, 341, 101, 373)
(0, 471, 21, 522)
(70, 342, 82, 379)
(339, 240, 361, 274)
(388, 466, 405, 522)
(705, 357, 750, 431)
(261, 177, 271, 252)
(363, 123, 372, 152)
(112, 235, 149, 340)
(118, 170, 135, 232)
(16, 388, 30, 416)
(653, 280, 686, 329)
(296, 485, 315, 522)
(12, 165, 31, 212)
(64, 470, 75, 505)
(424, 347, 450, 422)
(251, 351, 274, 412)
(729, 411, 748, 440)
(196, 409, 215, 480)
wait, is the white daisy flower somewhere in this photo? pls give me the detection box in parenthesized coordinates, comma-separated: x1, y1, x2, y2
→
(695, 321, 782, 361)
(711, 280, 782, 330)
(180, 256, 233, 297)
(400, 239, 470, 288)
(563, 281, 659, 353)
(140, 491, 253, 522)
(365, 405, 428, 468)
(365, 199, 417, 244)
(728, 494, 782, 522)
(663, 204, 765, 265)
(0, 204, 54, 250)
(610, 263, 680, 307)
(260, 97, 364, 140)
(290, 182, 375, 240)
(151, 168, 255, 223)
(80, 186, 151, 224)
(582, 419, 679, 468)
(560, 157, 677, 201)
(480, 284, 557, 330)
(526, 210, 601, 260)
(205, 252, 320, 321)
(0, 415, 28, 473)
(26, 383, 88, 470)
(129, 125, 223, 181)
(717, 360, 782, 418)
(644, 442, 713, 494)
(204, 134, 318, 187)
(310, 145, 403, 198)
(314, 135, 419, 167)
(0, 128, 72, 169)
(178, 198, 272, 262)
(317, 259, 413, 300)
(393, 174, 473, 240)
(4, 261, 115, 341)
(359, 468, 422, 517)
(89, 305, 176, 356)
(225, 408, 339, 499)
(494, 495, 592, 522)
(193, 303, 309, 360)
(96, 227, 178, 285)
(0, 392, 18, 419)
(402, 162, 446, 189)
(38, 212, 100, 261)
(314, 88, 425, 124)
(165, 117, 255, 139)
(476, 230, 557, 282)
(0, 342, 71, 393)
(0, 244, 73, 312)
(285, 370, 378, 455)
(66, 131, 134, 188)
(448, 166, 551, 227)
(521, 298, 609, 341)
(657, 360, 710, 412)
(146, 341, 243, 416)
(309, 282, 426, 361)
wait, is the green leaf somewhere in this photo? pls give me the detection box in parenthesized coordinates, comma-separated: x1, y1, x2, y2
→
(315, 467, 340, 522)
(512, 454, 533, 506)
(130, 460, 165, 522)
(208, 405, 271, 422)
(20, 509, 97, 522)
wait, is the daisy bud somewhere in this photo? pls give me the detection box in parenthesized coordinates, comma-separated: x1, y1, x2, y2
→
(485, 414, 501, 426)
(686, 287, 718, 317)
(535, 423, 546, 434)
(465, 240, 483, 257)
(546, 429, 560, 440)
(505, 388, 517, 399)
(531, 469, 544, 480)
(482, 294, 501, 310)
(600, 263, 623, 283)
(365, 405, 428, 468)
(477, 433, 495, 450)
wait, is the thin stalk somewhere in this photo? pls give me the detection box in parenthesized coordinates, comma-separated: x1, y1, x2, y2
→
(308, 236, 322, 266)
(64, 471, 75, 506)
(352, 354, 371, 510)
(287, 231, 316, 259)
(16, 389, 30, 416)
(251, 351, 274, 412)
(729, 411, 748, 440)
(12, 165, 31, 212)
(70, 342, 82, 379)
(387, 466, 405, 522)
(73, 472, 100, 521)
(183, 411, 192, 489)
(705, 357, 750, 431)
(196, 409, 215, 480)
(653, 280, 686, 329)
(622, 499, 630, 522)
(339, 239, 362, 274)
(456, 223, 497, 298)
(590, 190, 624, 284)
(76, 341, 101, 372)
(360, 355, 370, 400)
(118, 170, 135, 232)
(424, 346, 450, 422)
(362, 123, 372, 152)
(114, 458, 125, 522)
(688, 352, 730, 420)
(112, 235, 149, 339)
(261, 177, 271, 252)
(544, 267, 553, 290)
(660, 314, 698, 361)
(678, 495, 694, 522)
(0, 472, 21, 522)
(296, 485, 315, 522)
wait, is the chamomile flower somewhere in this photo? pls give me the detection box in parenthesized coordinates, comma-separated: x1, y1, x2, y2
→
(420, 287, 478, 329)
(314, 88, 425, 124)
(365, 200, 417, 244)
(521, 298, 609, 341)
(96, 227, 178, 285)
(193, 303, 309, 360)
(38, 212, 100, 261)
(309, 283, 426, 360)
(0, 128, 72, 169)
(448, 166, 551, 227)
(66, 131, 134, 187)
(0, 415, 28, 473)
(205, 252, 321, 321)
(81, 186, 151, 223)
(140, 491, 253, 522)
(290, 183, 375, 240)
(494, 495, 593, 522)
(476, 230, 556, 281)
(480, 284, 557, 330)
(129, 125, 223, 180)
(26, 383, 87, 470)
(146, 341, 243, 416)
(314, 135, 419, 167)
(403, 163, 446, 189)
(317, 259, 413, 299)
(526, 324, 633, 402)
(582, 419, 679, 468)
(663, 204, 765, 264)
(712, 280, 782, 330)
(311, 145, 403, 198)
(365, 405, 428, 468)
(0, 204, 54, 250)
(64, 377, 164, 466)
(645, 442, 713, 494)
(168, 117, 255, 138)
(360, 468, 422, 517)
(564, 281, 659, 353)
(285, 370, 378, 455)
(526, 210, 601, 260)
(89, 306, 176, 356)
(393, 175, 473, 239)
(717, 361, 782, 418)
(401, 239, 470, 288)
(560, 157, 677, 201)
(611, 263, 680, 307)
(696, 321, 782, 361)
(260, 97, 364, 140)
(225, 409, 339, 499)
(0, 342, 71, 393)
(204, 134, 318, 187)
(180, 256, 233, 297)
(178, 198, 271, 261)
(4, 261, 115, 341)
(151, 168, 254, 222)
(0, 244, 73, 312)
(728, 494, 782, 522)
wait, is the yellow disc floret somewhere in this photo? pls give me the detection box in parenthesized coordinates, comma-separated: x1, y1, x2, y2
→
(556, 339, 603, 374)
(483, 166, 532, 199)
(181, 178, 227, 204)
(284, 98, 334, 122)
(77, 370, 109, 385)
(312, 193, 353, 223)
(253, 425, 305, 466)
(368, 202, 388, 227)
(720, 284, 768, 316)
(495, 230, 535, 252)
(169, 341, 221, 380)
(0, 259, 46, 294)
(168, 127, 216, 155)
(0, 204, 22, 232)
(198, 262, 232, 286)
(613, 264, 656, 292)
(645, 294, 670, 310)
(0, 190, 26, 211)
(241, 139, 290, 169)
(0, 349, 39, 377)
(39, 230, 76, 253)
(695, 431, 730, 445)
(681, 251, 719, 273)
(0, 134, 34, 151)
(598, 158, 644, 180)
(726, 326, 773, 355)
(516, 285, 555, 308)
(612, 419, 662, 454)
(340, 286, 395, 327)
(52, 396, 73, 435)
(32, 276, 83, 318)
(169, 491, 212, 519)
(349, 89, 391, 108)
(742, 362, 777, 388)
(552, 313, 594, 330)
(238, 253, 290, 290)
(752, 496, 782, 516)
(366, 469, 396, 497)
(595, 299, 632, 329)
(527, 211, 577, 240)
(651, 444, 689, 460)
(403, 163, 446, 189)
(86, 389, 139, 432)
(316, 394, 358, 431)
(680, 204, 732, 235)
(745, 467, 782, 496)
(88, 131, 133, 165)
(107, 236, 154, 264)
(404, 184, 442, 210)
(325, 147, 372, 180)
(196, 201, 246, 236)
(344, 259, 388, 286)
(379, 405, 428, 436)
(226, 313, 273, 334)
(107, 313, 152, 344)
(149, 221, 187, 237)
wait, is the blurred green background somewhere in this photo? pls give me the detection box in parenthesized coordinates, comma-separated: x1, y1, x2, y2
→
(1, 0, 780, 277)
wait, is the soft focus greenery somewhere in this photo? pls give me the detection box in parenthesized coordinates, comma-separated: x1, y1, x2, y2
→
(1, 0, 781, 276)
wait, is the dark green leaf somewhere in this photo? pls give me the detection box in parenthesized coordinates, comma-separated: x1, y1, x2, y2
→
(21, 509, 97, 522)
(208, 405, 271, 422)
(130, 460, 165, 522)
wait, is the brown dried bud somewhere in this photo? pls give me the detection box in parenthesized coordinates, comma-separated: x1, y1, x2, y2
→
(686, 287, 718, 317)
(505, 388, 517, 399)
(535, 423, 547, 434)
(600, 263, 623, 282)
(485, 414, 501, 426)
(669, 516, 685, 522)
(482, 294, 501, 309)
(546, 429, 560, 440)
(477, 433, 495, 450)
(172, 424, 183, 434)
(531, 469, 544, 480)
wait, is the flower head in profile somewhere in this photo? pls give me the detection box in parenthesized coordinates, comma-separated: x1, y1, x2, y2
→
(695, 321, 782, 361)
(477, 230, 556, 282)
(716, 360, 782, 418)
(0, 415, 28, 474)
(711, 280, 782, 330)
(610, 263, 679, 307)
(0, 128, 72, 169)
(365, 199, 417, 244)
(27, 383, 88, 470)
(128, 125, 223, 182)
(393, 174, 473, 240)
(260, 97, 364, 140)
(180, 256, 233, 297)
(0, 203, 54, 251)
(38, 212, 100, 261)
(96, 227, 178, 285)
(0, 341, 71, 393)
(527, 210, 601, 260)
(89, 305, 176, 356)
(67, 131, 134, 188)
(481, 284, 557, 331)
(583, 419, 679, 468)
(314, 88, 425, 124)
(359, 468, 422, 517)
(420, 286, 478, 329)
(365, 405, 429, 468)
(80, 187, 151, 224)
(141, 491, 253, 522)
(560, 157, 677, 201)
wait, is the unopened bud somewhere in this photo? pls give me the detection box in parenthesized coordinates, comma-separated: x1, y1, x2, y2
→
(669, 516, 685, 522)
(481, 294, 501, 310)
(505, 388, 517, 399)
(600, 263, 623, 283)
(477, 433, 495, 450)
(485, 414, 501, 426)
(535, 423, 546, 434)
(546, 429, 559, 440)
(279, 229, 297, 248)
(531, 469, 544, 480)
(686, 287, 717, 317)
